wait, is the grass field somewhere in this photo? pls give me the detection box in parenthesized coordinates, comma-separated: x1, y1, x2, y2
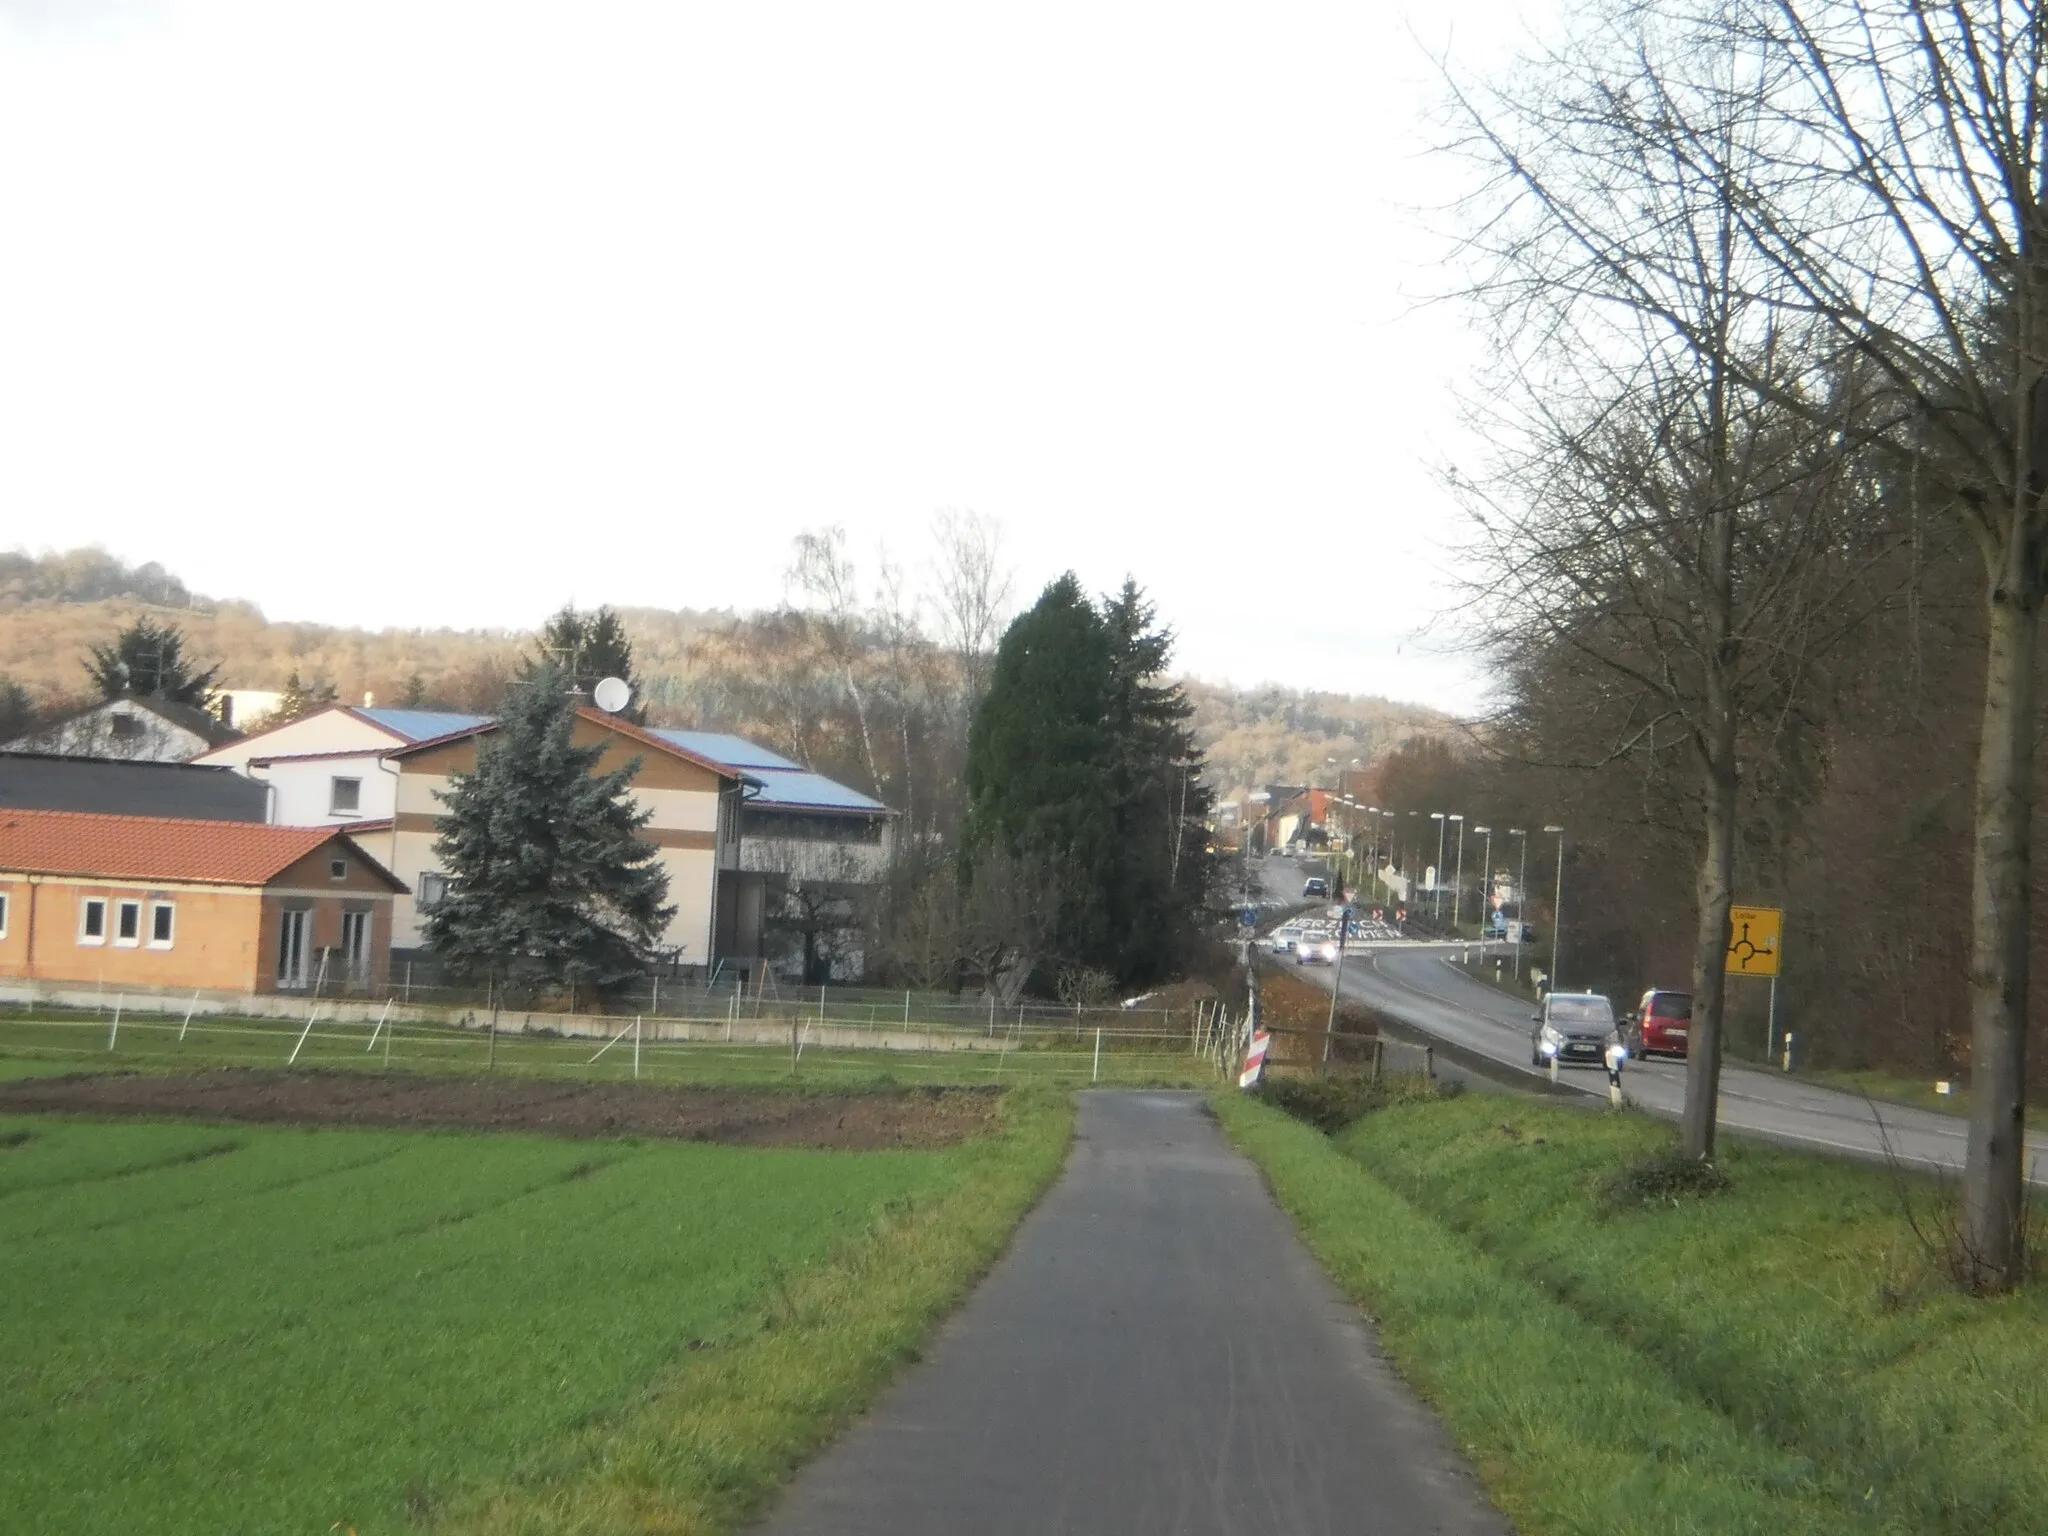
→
(0, 1006, 1220, 1090)
(0, 1086, 1073, 1533)
(1217, 1089, 2048, 1536)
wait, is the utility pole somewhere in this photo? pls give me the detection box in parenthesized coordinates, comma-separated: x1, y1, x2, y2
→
(1473, 825, 1493, 940)
(1508, 828, 1529, 981)
(1430, 812, 1448, 920)
(1450, 814, 1466, 929)
(1545, 825, 1566, 989)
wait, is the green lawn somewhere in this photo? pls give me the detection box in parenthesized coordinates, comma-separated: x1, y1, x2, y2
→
(0, 1007, 1218, 1090)
(1216, 1089, 2048, 1536)
(0, 1088, 1073, 1534)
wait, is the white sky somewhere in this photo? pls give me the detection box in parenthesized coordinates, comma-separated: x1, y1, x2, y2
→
(0, 1, 1547, 713)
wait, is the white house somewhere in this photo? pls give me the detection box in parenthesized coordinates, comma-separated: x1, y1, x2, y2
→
(4, 695, 240, 763)
(193, 705, 490, 826)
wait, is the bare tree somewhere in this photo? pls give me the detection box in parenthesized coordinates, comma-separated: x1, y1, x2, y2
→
(790, 527, 885, 795)
(930, 508, 1013, 705)
(1721, 0, 2048, 1288)
(1448, 4, 1893, 1158)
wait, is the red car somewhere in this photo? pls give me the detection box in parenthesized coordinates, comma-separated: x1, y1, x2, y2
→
(1628, 989, 1692, 1058)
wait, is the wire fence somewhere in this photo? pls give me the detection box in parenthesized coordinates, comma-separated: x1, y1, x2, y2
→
(0, 996, 1231, 1090)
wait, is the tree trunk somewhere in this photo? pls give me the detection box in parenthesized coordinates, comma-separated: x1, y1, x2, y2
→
(1962, 581, 2038, 1290)
(1682, 742, 1738, 1161)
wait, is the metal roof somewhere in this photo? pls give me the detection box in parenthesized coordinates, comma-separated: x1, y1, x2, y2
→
(354, 708, 492, 742)
(741, 767, 891, 814)
(650, 730, 802, 771)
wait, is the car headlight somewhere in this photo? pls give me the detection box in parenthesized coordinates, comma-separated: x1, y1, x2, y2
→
(1540, 1024, 1561, 1045)
(1539, 1039, 1558, 1057)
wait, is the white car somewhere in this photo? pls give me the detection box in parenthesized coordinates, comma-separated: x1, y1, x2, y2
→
(1294, 937, 1339, 965)
(1267, 925, 1304, 954)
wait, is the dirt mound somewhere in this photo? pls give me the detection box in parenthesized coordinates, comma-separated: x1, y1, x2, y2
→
(0, 1070, 1001, 1150)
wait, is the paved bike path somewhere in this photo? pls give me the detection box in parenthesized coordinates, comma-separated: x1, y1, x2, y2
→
(754, 1091, 1510, 1536)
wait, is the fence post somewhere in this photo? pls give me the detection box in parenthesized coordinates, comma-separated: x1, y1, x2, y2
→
(106, 994, 123, 1051)
(403, 962, 412, 1005)
(904, 989, 911, 1025)
(1092, 1025, 1102, 1083)
(634, 1014, 642, 1079)
(1425, 1044, 1435, 1080)
(1371, 1038, 1384, 1083)
(178, 989, 200, 1043)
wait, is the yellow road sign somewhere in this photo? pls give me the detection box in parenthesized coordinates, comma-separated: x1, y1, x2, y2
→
(1726, 905, 1783, 976)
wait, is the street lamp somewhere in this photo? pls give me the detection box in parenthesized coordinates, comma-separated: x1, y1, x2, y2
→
(1507, 828, 1529, 980)
(1544, 825, 1566, 989)
(1449, 814, 1466, 929)
(1472, 825, 1493, 939)
(1429, 812, 1448, 919)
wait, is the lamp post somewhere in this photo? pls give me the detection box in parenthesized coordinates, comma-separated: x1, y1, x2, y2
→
(1508, 828, 1529, 980)
(1472, 825, 1493, 941)
(1449, 814, 1466, 929)
(1429, 812, 1448, 919)
(1365, 806, 1381, 899)
(1544, 824, 1566, 988)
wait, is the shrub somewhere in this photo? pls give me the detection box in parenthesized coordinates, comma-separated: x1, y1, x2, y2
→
(1600, 1149, 1731, 1211)
(1254, 1071, 1445, 1134)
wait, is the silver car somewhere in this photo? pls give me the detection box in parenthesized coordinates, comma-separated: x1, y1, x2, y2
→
(1531, 992, 1619, 1067)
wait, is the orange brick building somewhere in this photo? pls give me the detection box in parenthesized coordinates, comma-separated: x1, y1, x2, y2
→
(0, 809, 407, 995)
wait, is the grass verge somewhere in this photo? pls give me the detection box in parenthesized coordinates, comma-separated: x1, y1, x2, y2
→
(0, 1008, 1214, 1089)
(1214, 1090, 2048, 1535)
(0, 1087, 1072, 1533)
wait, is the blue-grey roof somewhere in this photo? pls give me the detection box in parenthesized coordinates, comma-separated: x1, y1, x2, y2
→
(651, 729, 802, 771)
(647, 729, 888, 813)
(357, 708, 491, 743)
(743, 767, 891, 814)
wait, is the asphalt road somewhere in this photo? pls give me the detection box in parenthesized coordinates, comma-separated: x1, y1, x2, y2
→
(1257, 856, 2044, 1179)
(753, 1091, 1510, 1536)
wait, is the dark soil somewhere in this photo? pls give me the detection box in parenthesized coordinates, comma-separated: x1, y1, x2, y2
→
(0, 1070, 1002, 1150)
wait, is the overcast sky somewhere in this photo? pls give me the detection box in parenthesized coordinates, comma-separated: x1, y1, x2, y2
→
(0, 1, 1544, 713)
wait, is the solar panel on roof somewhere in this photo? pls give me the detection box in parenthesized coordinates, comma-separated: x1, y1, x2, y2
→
(356, 709, 491, 743)
(649, 730, 803, 772)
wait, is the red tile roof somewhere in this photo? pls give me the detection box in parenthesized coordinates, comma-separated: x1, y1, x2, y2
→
(0, 808, 405, 889)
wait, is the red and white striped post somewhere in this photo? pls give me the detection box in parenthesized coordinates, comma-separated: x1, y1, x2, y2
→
(1239, 1029, 1272, 1089)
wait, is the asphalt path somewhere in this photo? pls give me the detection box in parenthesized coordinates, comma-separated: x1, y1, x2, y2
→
(1255, 855, 2044, 1179)
(753, 1091, 1510, 1536)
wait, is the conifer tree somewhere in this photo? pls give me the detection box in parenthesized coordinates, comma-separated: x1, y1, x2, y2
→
(537, 604, 644, 721)
(964, 574, 1214, 986)
(85, 618, 219, 705)
(424, 665, 674, 1004)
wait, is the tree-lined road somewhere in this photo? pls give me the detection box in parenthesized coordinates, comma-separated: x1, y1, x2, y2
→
(1259, 858, 2045, 1180)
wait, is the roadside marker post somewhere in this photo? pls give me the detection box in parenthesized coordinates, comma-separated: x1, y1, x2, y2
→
(365, 999, 394, 1053)
(1239, 1029, 1272, 1089)
(106, 995, 123, 1052)
(634, 1015, 642, 1080)
(1092, 1026, 1103, 1082)
(178, 990, 200, 1043)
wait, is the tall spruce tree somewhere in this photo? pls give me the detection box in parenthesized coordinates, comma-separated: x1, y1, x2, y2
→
(85, 618, 219, 705)
(424, 665, 673, 1004)
(537, 604, 644, 722)
(964, 574, 1214, 986)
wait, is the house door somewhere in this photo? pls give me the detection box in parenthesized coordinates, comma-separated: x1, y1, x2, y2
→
(277, 908, 310, 990)
(339, 909, 370, 986)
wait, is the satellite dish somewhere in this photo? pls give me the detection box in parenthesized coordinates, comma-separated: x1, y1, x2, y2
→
(592, 676, 632, 714)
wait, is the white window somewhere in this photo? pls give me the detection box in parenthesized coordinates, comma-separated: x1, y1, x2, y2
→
(418, 872, 448, 910)
(79, 897, 107, 945)
(330, 777, 362, 814)
(0, 891, 9, 938)
(114, 900, 142, 946)
(149, 902, 175, 949)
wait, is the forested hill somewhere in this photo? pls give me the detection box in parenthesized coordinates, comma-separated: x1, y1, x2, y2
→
(0, 548, 1453, 792)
